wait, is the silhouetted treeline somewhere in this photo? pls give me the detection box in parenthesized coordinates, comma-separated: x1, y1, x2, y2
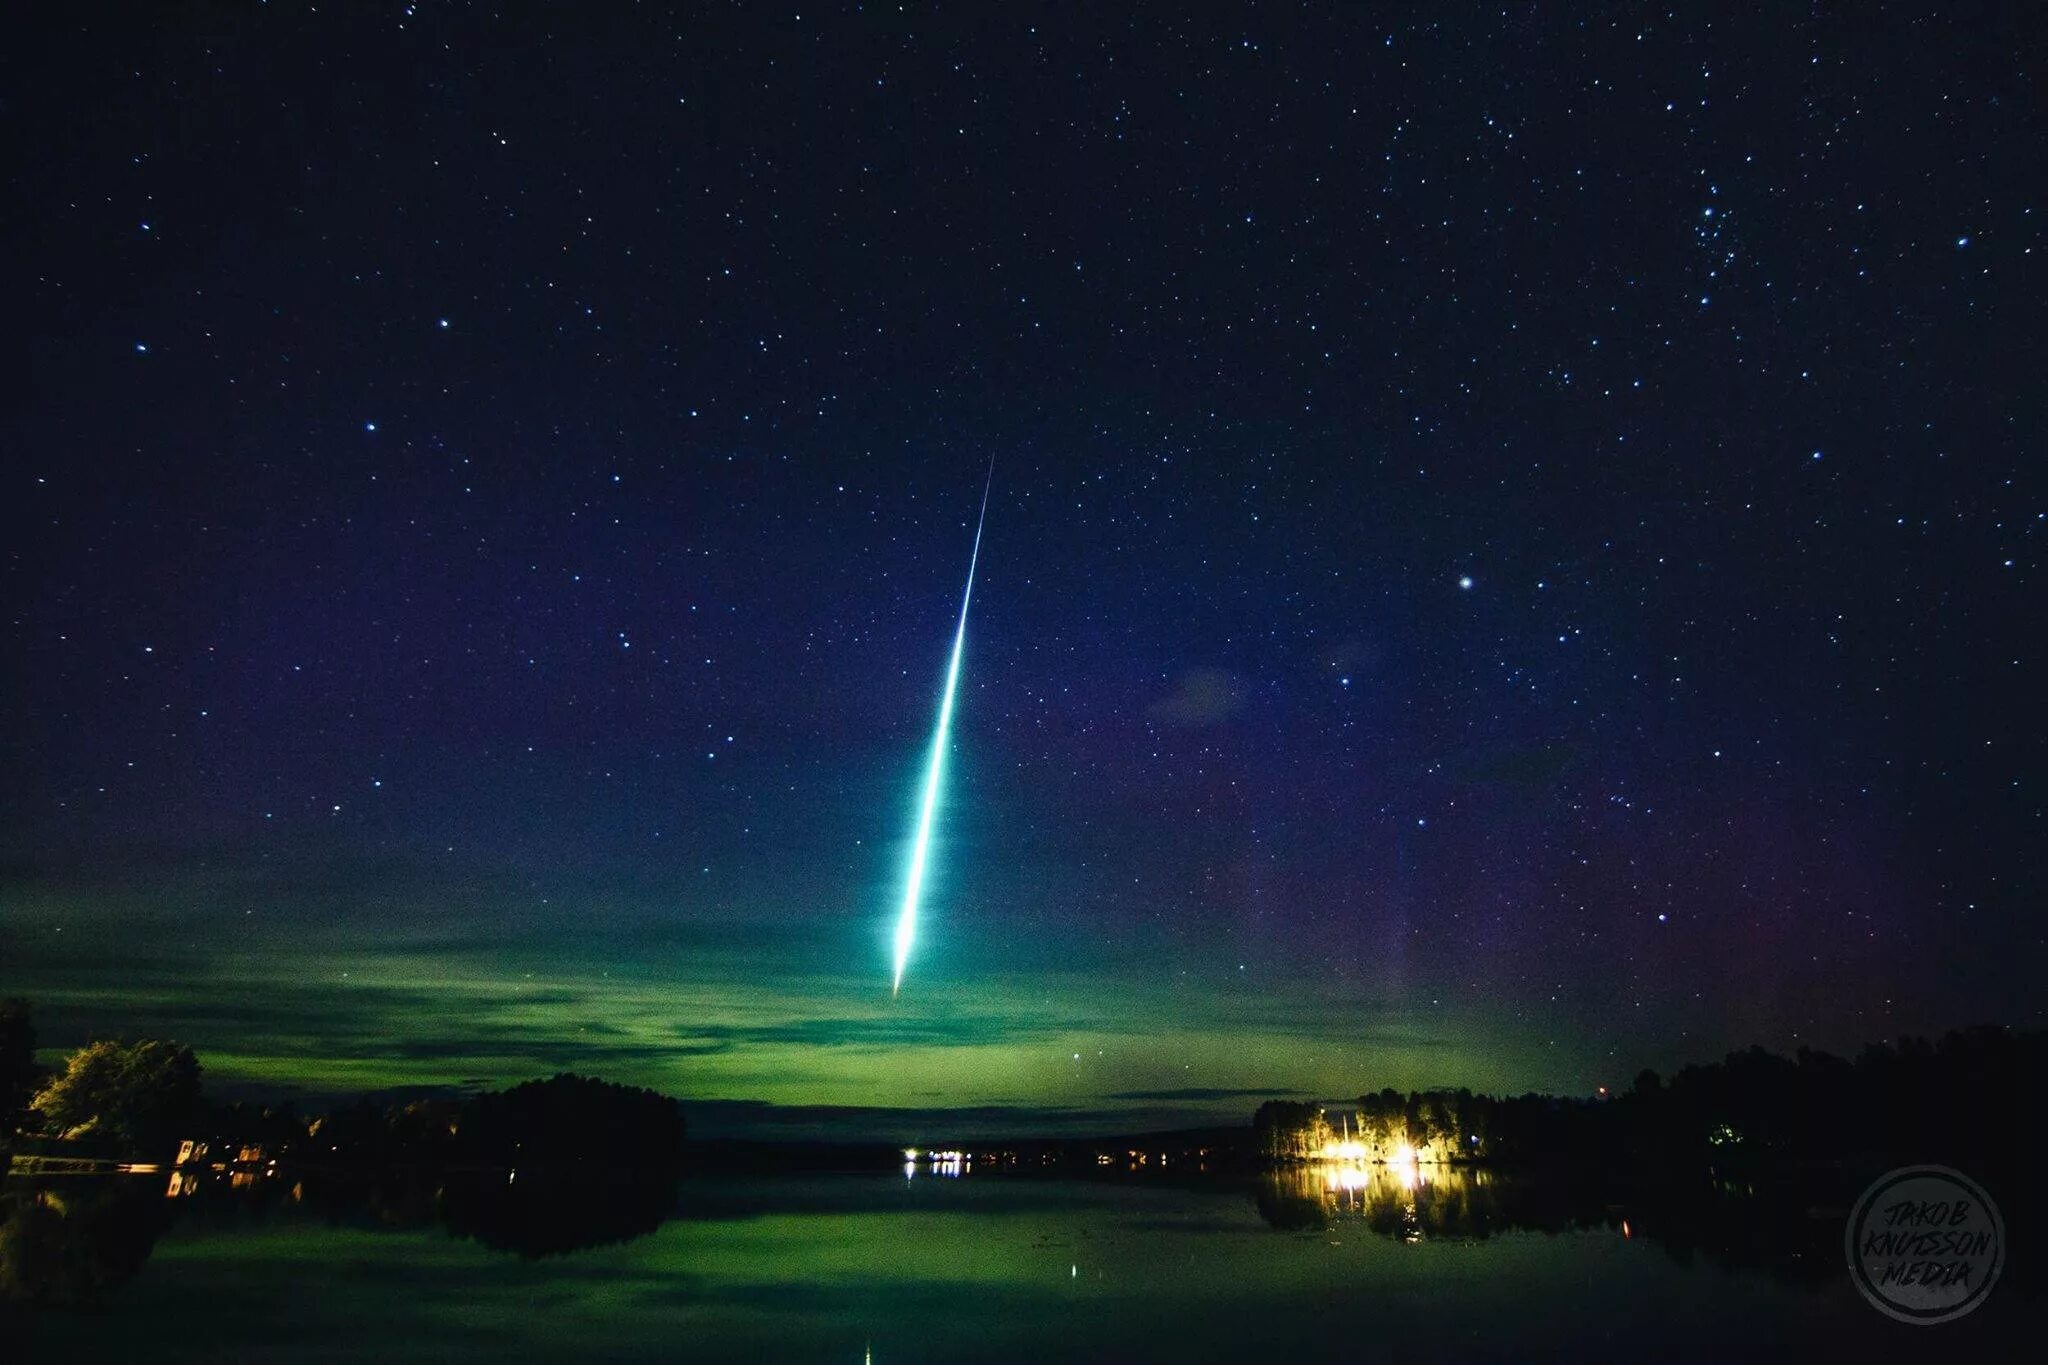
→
(304, 1074, 686, 1169)
(0, 1002, 688, 1171)
(1252, 1101, 1329, 1160)
(1255, 1026, 2048, 1183)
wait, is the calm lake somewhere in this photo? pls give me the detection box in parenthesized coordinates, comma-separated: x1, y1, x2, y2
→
(1, 1165, 2032, 1361)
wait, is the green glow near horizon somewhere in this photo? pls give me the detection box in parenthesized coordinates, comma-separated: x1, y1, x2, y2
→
(5, 928, 1561, 1133)
(2, 863, 1587, 1134)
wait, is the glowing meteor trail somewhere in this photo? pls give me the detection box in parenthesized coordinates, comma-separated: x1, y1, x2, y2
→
(891, 468, 993, 995)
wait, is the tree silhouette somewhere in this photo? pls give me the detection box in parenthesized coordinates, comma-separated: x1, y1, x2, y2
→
(0, 1000, 35, 1136)
(29, 1040, 201, 1153)
(451, 1074, 686, 1167)
(1251, 1100, 1327, 1161)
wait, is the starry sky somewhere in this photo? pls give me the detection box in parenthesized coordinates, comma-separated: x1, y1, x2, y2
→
(3, 3, 2042, 1138)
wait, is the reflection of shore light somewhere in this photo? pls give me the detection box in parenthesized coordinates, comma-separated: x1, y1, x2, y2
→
(905, 1147, 969, 1177)
(1324, 1164, 1369, 1193)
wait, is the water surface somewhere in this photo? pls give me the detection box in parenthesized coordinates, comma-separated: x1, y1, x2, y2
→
(2, 1166, 2030, 1360)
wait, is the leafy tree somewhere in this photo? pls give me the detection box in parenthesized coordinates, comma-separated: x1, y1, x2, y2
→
(1251, 1100, 1328, 1161)
(29, 1040, 202, 1151)
(1424, 1094, 1456, 1157)
(1402, 1093, 1429, 1153)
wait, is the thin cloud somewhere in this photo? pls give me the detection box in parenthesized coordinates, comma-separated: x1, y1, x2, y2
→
(1146, 667, 1248, 726)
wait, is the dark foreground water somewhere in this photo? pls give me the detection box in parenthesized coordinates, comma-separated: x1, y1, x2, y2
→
(1, 1165, 2034, 1361)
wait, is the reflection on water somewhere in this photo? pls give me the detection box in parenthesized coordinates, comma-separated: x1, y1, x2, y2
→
(0, 1160, 1866, 1304)
(1252, 1161, 1863, 1288)
(2, 1166, 681, 1305)
(1258, 1161, 1589, 1244)
(438, 1171, 676, 1260)
(1258, 1162, 1508, 1243)
(0, 1178, 174, 1306)
(2, 1165, 2029, 1361)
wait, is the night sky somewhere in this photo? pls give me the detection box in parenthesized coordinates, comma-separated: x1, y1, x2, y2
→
(4, 3, 2042, 1138)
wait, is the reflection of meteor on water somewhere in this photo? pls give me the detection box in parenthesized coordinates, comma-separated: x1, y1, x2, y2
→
(890, 467, 993, 996)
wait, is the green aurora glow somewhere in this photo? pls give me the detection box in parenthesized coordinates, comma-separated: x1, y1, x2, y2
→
(1, 863, 1582, 1136)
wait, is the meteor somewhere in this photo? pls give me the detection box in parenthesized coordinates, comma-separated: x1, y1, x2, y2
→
(890, 467, 993, 996)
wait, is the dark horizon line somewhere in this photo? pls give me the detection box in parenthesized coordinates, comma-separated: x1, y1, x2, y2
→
(160, 1019, 2041, 1144)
